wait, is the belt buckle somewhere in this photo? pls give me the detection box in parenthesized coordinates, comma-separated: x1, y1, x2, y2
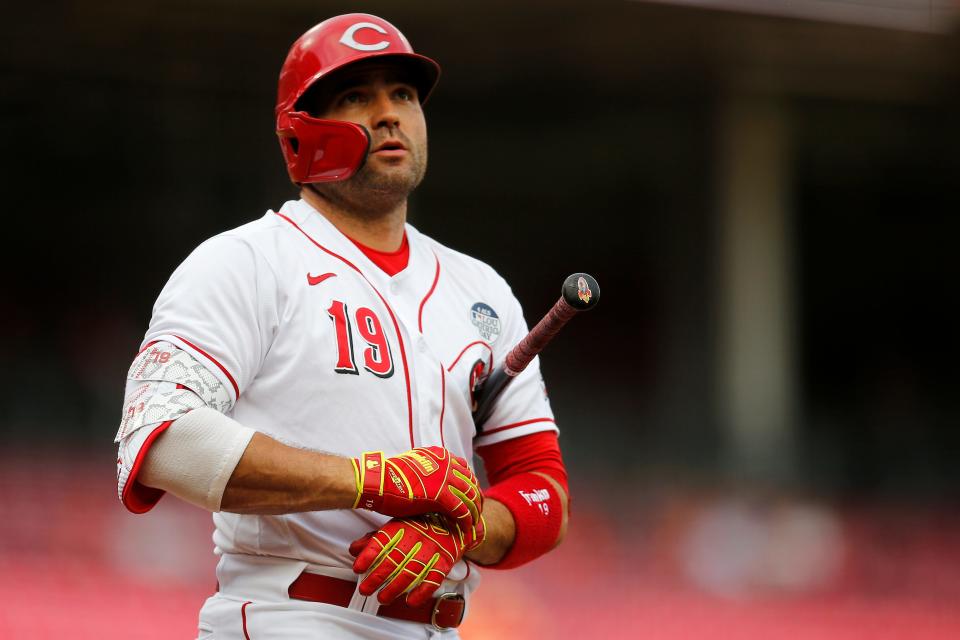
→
(431, 592, 465, 631)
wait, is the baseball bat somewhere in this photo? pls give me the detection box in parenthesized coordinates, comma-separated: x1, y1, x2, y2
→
(472, 273, 600, 428)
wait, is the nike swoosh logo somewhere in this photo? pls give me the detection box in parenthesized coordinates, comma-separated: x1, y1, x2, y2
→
(307, 272, 337, 286)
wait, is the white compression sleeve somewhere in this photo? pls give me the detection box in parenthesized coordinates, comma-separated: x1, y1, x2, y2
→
(138, 407, 255, 512)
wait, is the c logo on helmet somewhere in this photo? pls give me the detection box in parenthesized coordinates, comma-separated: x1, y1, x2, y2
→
(339, 22, 390, 52)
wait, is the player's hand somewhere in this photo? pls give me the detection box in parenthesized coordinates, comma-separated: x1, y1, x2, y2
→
(351, 447, 484, 545)
(349, 514, 475, 606)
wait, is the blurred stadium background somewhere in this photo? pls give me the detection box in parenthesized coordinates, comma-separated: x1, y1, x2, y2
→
(2, 1, 959, 637)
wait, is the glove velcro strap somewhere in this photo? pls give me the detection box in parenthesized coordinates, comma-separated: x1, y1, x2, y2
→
(358, 451, 386, 510)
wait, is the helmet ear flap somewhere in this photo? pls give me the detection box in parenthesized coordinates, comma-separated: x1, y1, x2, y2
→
(277, 114, 370, 183)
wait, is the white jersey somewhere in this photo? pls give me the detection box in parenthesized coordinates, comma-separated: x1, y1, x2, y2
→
(134, 198, 557, 585)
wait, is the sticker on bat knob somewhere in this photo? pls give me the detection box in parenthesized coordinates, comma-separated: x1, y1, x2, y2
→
(577, 276, 592, 304)
(562, 273, 600, 310)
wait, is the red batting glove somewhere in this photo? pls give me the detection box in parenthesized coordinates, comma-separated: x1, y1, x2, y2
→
(349, 514, 478, 606)
(351, 447, 484, 549)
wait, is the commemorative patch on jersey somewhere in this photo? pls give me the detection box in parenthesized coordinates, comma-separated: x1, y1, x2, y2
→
(470, 302, 501, 342)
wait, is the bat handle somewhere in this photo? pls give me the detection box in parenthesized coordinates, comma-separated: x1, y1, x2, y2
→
(473, 273, 599, 430)
(473, 297, 577, 427)
(504, 297, 578, 376)
(472, 367, 512, 428)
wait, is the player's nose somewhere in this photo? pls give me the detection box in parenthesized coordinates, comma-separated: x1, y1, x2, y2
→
(370, 90, 401, 130)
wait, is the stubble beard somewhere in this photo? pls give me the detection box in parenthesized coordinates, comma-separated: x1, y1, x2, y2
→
(313, 144, 428, 220)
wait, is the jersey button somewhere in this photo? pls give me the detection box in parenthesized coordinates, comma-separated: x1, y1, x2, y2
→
(418, 338, 428, 353)
(390, 281, 400, 294)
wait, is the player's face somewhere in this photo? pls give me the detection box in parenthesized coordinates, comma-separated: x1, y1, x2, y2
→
(310, 61, 428, 196)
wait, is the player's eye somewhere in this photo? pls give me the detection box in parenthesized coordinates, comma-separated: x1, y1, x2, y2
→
(340, 91, 365, 106)
(395, 87, 416, 102)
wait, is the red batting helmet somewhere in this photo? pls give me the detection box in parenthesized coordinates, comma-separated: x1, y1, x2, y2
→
(275, 14, 441, 184)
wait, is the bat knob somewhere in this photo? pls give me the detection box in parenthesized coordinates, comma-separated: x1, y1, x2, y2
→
(562, 273, 600, 310)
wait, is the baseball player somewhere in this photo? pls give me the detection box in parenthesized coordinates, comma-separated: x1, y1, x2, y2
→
(114, 13, 570, 639)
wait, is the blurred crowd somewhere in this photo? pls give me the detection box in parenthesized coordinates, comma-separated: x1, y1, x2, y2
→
(1, 453, 958, 638)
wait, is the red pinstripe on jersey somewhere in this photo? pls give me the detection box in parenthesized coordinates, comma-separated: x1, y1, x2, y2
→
(418, 253, 441, 333)
(173, 335, 241, 400)
(439, 364, 446, 447)
(274, 212, 416, 447)
(446, 340, 493, 373)
(241, 601, 252, 639)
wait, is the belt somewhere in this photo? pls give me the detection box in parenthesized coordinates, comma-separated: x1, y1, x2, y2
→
(287, 572, 466, 631)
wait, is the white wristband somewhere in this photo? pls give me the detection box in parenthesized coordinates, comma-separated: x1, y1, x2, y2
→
(138, 407, 255, 512)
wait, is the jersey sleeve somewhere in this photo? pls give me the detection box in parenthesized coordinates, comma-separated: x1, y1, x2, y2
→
(142, 233, 280, 403)
(473, 289, 558, 448)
